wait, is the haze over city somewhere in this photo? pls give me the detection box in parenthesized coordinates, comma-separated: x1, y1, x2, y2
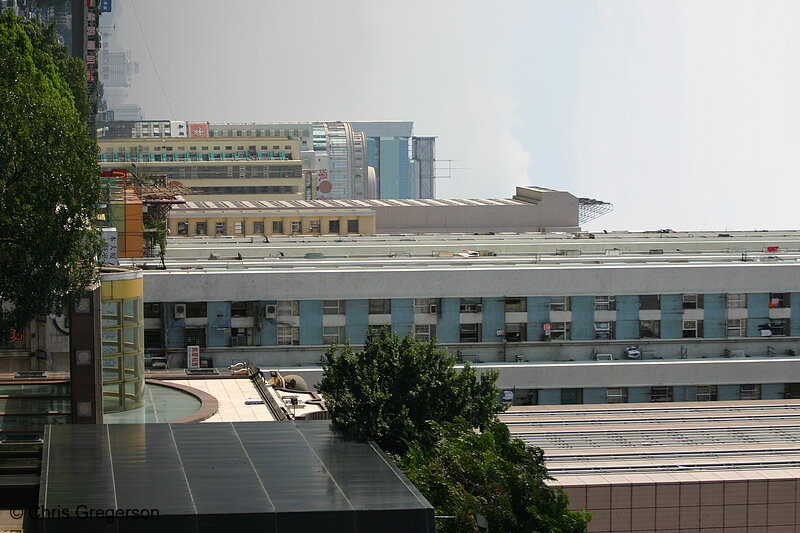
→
(106, 0, 799, 231)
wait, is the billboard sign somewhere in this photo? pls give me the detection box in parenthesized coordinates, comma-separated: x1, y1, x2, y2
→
(188, 122, 209, 138)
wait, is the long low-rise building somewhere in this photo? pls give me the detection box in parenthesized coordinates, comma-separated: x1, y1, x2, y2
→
(501, 401, 800, 532)
(119, 229, 800, 405)
(165, 186, 586, 236)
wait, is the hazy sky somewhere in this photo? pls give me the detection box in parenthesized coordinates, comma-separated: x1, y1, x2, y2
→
(107, 1, 800, 231)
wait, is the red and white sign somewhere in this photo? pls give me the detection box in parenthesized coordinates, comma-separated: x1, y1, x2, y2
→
(188, 123, 209, 138)
(187, 345, 200, 369)
(543, 323, 551, 332)
(9, 329, 23, 343)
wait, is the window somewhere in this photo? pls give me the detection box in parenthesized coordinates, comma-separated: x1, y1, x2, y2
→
(366, 325, 390, 340)
(195, 222, 207, 235)
(550, 322, 570, 340)
(328, 220, 340, 233)
(682, 320, 703, 338)
(727, 318, 746, 337)
(549, 296, 569, 311)
(740, 384, 761, 400)
(561, 388, 583, 405)
(505, 297, 527, 312)
(309, 220, 320, 233)
(606, 388, 628, 403)
(505, 323, 526, 342)
(347, 219, 359, 233)
(185, 327, 206, 348)
(177, 222, 188, 235)
(253, 221, 264, 234)
(144, 329, 163, 350)
(769, 319, 788, 336)
(769, 293, 790, 308)
(144, 303, 161, 318)
(272, 220, 284, 233)
(639, 320, 660, 338)
(639, 295, 660, 310)
(322, 300, 346, 315)
(414, 324, 437, 341)
(215, 221, 226, 235)
(414, 298, 440, 314)
(230, 301, 255, 318)
(726, 293, 747, 308)
(233, 221, 244, 234)
(650, 386, 673, 402)
(369, 299, 391, 314)
(682, 294, 703, 309)
(594, 296, 615, 310)
(459, 323, 482, 342)
(276, 301, 299, 316)
(230, 327, 253, 347)
(460, 298, 482, 313)
(323, 326, 346, 345)
(594, 321, 614, 339)
(185, 302, 207, 318)
(696, 385, 718, 401)
(291, 221, 301, 233)
(277, 325, 300, 345)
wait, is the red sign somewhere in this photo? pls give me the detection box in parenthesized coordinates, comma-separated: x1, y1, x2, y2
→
(543, 323, 551, 332)
(9, 329, 23, 343)
(188, 123, 209, 138)
(187, 346, 200, 369)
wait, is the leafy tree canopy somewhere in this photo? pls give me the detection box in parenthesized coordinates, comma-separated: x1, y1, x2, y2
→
(318, 331, 591, 531)
(0, 11, 101, 331)
(318, 329, 503, 455)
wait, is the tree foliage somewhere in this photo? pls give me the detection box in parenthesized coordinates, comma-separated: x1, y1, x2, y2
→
(318, 330, 590, 532)
(318, 329, 503, 455)
(0, 11, 101, 331)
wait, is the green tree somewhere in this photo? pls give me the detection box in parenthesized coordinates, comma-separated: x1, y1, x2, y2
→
(318, 330, 590, 532)
(0, 11, 101, 332)
(318, 329, 503, 455)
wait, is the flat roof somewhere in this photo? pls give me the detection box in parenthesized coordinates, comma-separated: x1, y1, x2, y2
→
(40, 422, 434, 532)
(501, 401, 800, 485)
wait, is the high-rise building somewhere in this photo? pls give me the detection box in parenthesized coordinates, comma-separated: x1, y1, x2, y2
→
(350, 121, 436, 199)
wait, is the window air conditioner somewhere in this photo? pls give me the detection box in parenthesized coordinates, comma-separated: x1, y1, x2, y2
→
(174, 304, 187, 319)
(429, 304, 438, 314)
(475, 304, 482, 311)
(264, 305, 277, 318)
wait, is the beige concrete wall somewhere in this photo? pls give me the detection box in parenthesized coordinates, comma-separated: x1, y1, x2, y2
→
(373, 190, 580, 233)
(168, 212, 376, 237)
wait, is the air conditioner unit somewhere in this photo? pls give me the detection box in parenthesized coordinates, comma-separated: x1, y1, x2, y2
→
(429, 304, 438, 314)
(265, 305, 277, 318)
(475, 303, 483, 311)
(174, 303, 187, 319)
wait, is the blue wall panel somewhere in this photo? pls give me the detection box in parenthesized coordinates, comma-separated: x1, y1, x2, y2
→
(660, 295, 683, 339)
(615, 296, 639, 339)
(346, 299, 369, 344)
(206, 302, 230, 347)
(792, 293, 800, 336)
(763, 383, 785, 400)
(391, 299, 414, 337)
(438, 298, 460, 343)
(717, 385, 740, 401)
(628, 387, 651, 403)
(164, 303, 185, 348)
(300, 300, 323, 345)
(483, 297, 506, 342)
(571, 296, 595, 340)
(583, 388, 607, 404)
(537, 389, 561, 405)
(747, 293, 770, 337)
(526, 297, 550, 342)
(703, 294, 726, 338)
(259, 300, 277, 346)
